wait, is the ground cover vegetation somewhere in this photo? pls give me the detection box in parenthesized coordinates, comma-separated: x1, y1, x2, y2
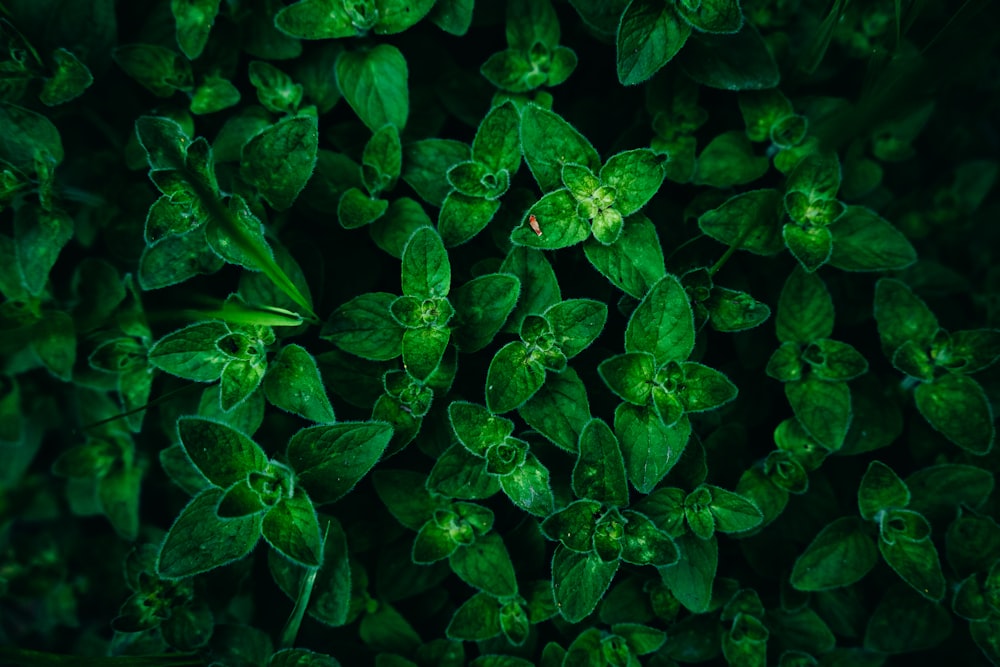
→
(1, 0, 1000, 665)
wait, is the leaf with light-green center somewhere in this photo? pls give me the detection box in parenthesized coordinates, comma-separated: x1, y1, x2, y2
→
(401, 227, 450, 298)
(541, 499, 601, 552)
(220, 358, 267, 411)
(171, 0, 221, 59)
(785, 375, 851, 451)
(873, 278, 939, 355)
(620, 510, 678, 566)
(599, 149, 665, 216)
(599, 352, 656, 405)
(335, 44, 409, 132)
(500, 453, 555, 517)
(574, 418, 629, 507)
(511, 188, 590, 249)
(678, 362, 738, 412)
(262, 491, 323, 568)
(157, 488, 263, 579)
(783, 223, 833, 273)
(552, 546, 619, 623)
(615, 404, 690, 493)
(914, 374, 995, 455)
(402, 326, 450, 381)
(704, 485, 762, 534)
(520, 104, 600, 192)
(240, 115, 318, 211)
(776, 266, 835, 344)
(285, 422, 393, 505)
(274, 0, 359, 39)
(858, 460, 910, 521)
(486, 342, 546, 414)
(625, 274, 695, 366)
(616, 0, 691, 86)
(177, 417, 267, 489)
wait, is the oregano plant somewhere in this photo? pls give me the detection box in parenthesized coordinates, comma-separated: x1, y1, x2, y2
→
(2, 1, 999, 667)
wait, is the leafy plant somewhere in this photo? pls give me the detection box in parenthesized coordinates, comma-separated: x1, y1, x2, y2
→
(2, 1, 1000, 666)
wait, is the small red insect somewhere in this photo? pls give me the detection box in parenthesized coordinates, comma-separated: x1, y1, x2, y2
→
(528, 214, 542, 237)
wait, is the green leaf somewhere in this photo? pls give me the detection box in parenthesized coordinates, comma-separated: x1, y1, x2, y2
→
(625, 274, 695, 365)
(784, 223, 833, 273)
(599, 352, 656, 405)
(0, 102, 64, 171)
(878, 509, 946, 601)
(286, 422, 393, 504)
(873, 278, 938, 355)
(485, 342, 546, 414)
(369, 197, 433, 258)
(914, 374, 994, 454)
(790, 517, 878, 591)
(447, 592, 501, 642)
(338, 188, 388, 230)
(706, 287, 771, 332)
(373, 469, 440, 531)
(99, 462, 143, 540)
(679, 23, 777, 91)
(263, 344, 335, 423)
(450, 532, 517, 598)
(336, 44, 409, 132)
(39, 48, 93, 106)
(220, 358, 267, 411)
(177, 417, 267, 488)
(599, 149, 665, 215)
(172, 0, 221, 60)
(427, 444, 500, 500)
(261, 492, 323, 568)
(402, 139, 471, 207)
(704, 485, 762, 534)
(430, 0, 474, 35)
(864, 584, 952, 654)
(157, 488, 262, 579)
(14, 205, 73, 297)
(373, 0, 437, 34)
(500, 453, 555, 517)
(240, 115, 318, 211)
(499, 246, 561, 333)
(583, 216, 666, 299)
(452, 273, 520, 353)
(616, 0, 690, 86)
(545, 299, 607, 359)
(438, 192, 501, 247)
(51, 439, 119, 478)
(828, 207, 917, 271)
(541, 499, 601, 552)
(449, 401, 513, 456)
(401, 227, 450, 298)
(678, 362, 738, 412)
(660, 533, 717, 613)
(518, 366, 591, 453)
(401, 326, 450, 381)
(776, 266, 834, 344)
(806, 338, 868, 381)
(615, 404, 690, 493)
(275, 0, 359, 40)
(552, 546, 619, 623)
(698, 189, 784, 256)
(619, 510, 679, 567)
(112, 44, 192, 98)
(248, 61, 303, 115)
(858, 460, 910, 521)
(510, 189, 590, 249)
(675, 0, 743, 33)
(906, 464, 995, 527)
(269, 648, 340, 667)
(363, 124, 403, 195)
(693, 131, 768, 187)
(322, 292, 404, 361)
(574, 418, 629, 507)
(473, 101, 521, 175)
(949, 329, 1000, 374)
(138, 229, 225, 290)
(520, 104, 600, 192)
(785, 375, 851, 451)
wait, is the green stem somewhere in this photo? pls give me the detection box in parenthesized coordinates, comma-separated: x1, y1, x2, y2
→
(708, 221, 757, 278)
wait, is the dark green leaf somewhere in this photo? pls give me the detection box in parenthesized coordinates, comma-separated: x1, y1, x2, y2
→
(447, 592, 501, 641)
(500, 453, 555, 516)
(873, 278, 938, 355)
(518, 366, 590, 452)
(520, 104, 600, 192)
(616, 0, 690, 86)
(486, 342, 546, 414)
(263, 344, 335, 423)
(599, 352, 656, 406)
(172, 0, 221, 59)
(157, 488, 262, 579)
(858, 460, 910, 521)
(906, 464, 995, 527)
(402, 139, 471, 207)
(286, 422, 393, 504)
(545, 299, 607, 359)
(615, 404, 690, 493)
(240, 115, 318, 211)
(262, 492, 323, 568)
(790, 517, 878, 591)
(863, 585, 952, 653)
(336, 44, 409, 132)
(452, 273, 520, 353)
(693, 131, 768, 187)
(574, 418, 629, 507)
(625, 274, 695, 365)
(39, 48, 94, 106)
(600, 149, 665, 215)
(660, 533, 717, 613)
(678, 23, 778, 90)
(177, 417, 267, 488)
(785, 376, 851, 451)
(401, 227, 450, 298)
(450, 532, 518, 598)
(322, 292, 404, 361)
(828, 207, 917, 272)
(914, 374, 995, 455)
(552, 546, 619, 623)
(698, 189, 784, 256)
(704, 485, 762, 534)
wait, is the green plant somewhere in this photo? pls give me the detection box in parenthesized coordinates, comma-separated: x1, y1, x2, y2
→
(2, 0, 1000, 666)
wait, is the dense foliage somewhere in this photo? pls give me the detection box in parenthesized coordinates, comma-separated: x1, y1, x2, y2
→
(2, 0, 1000, 666)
